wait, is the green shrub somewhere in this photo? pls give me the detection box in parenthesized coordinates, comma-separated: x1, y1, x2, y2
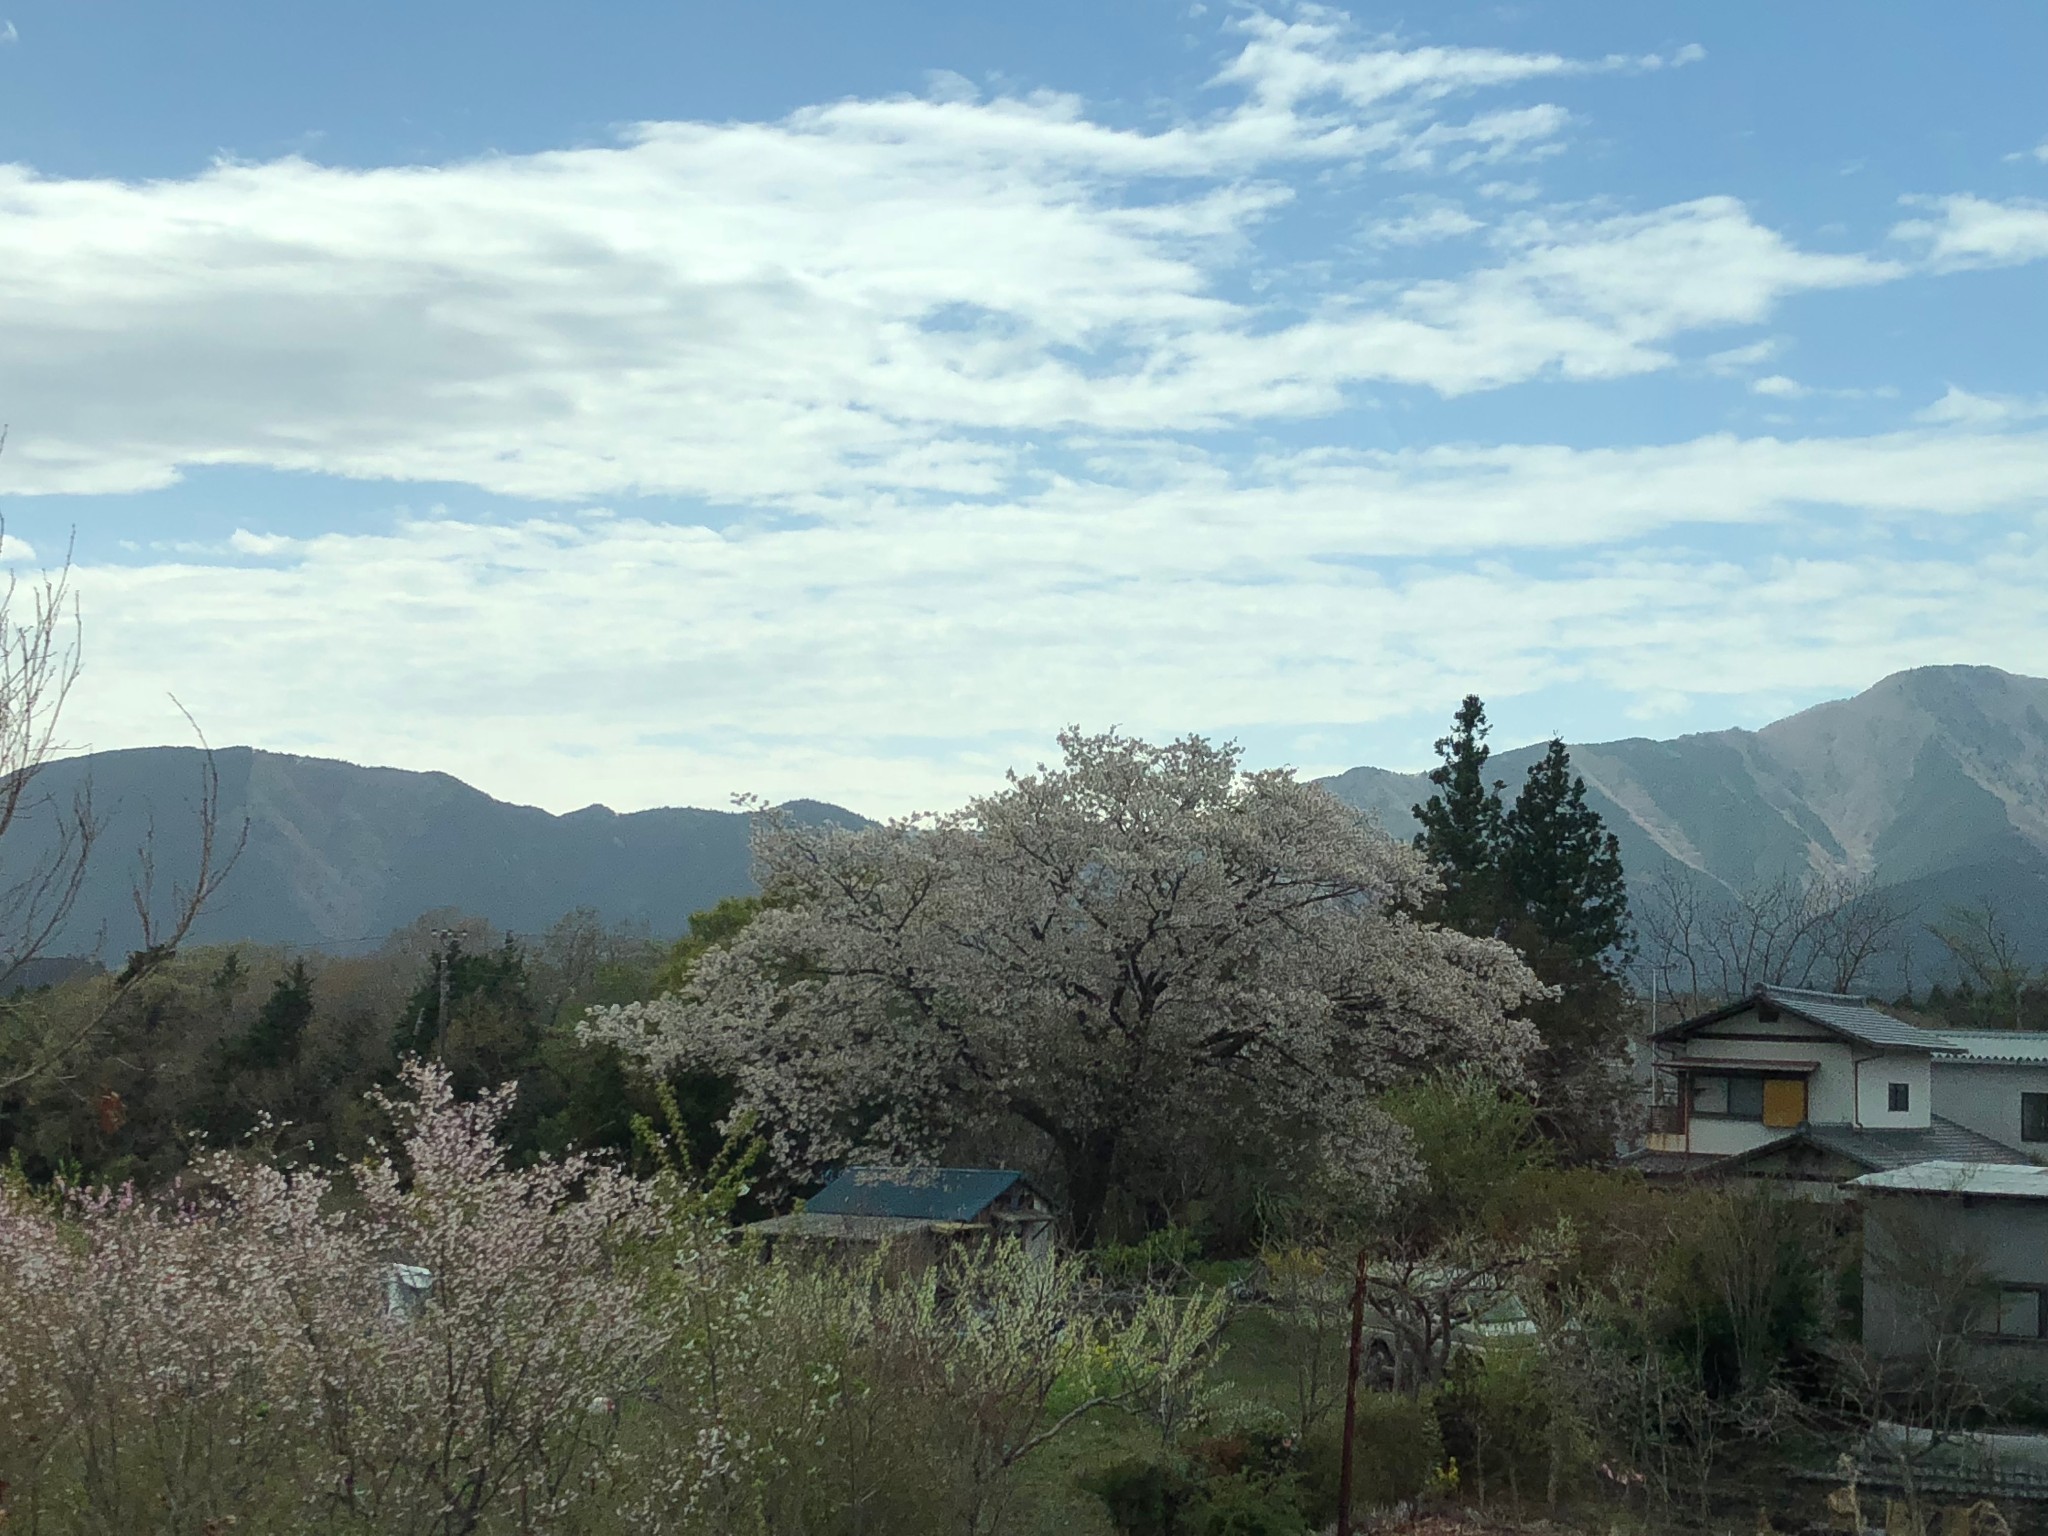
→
(1078, 1434, 1313, 1536)
(1078, 1457, 1204, 1536)
(1099, 1224, 1204, 1288)
(1194, 1471, 1310, 1535)
(1297, 1389, 1445, 1524)
(1437, 1345, 1581, 1506)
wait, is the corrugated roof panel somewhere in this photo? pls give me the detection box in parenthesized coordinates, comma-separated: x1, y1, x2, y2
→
(1851, 1160, 2048, 1198)
(806, 1166, 1028, 1222)
(1937, 1031, 2048, 1064)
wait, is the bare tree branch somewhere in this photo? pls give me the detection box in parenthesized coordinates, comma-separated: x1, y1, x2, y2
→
(0, 436, 248, 1093)
(1635, 863, 1912, 1010)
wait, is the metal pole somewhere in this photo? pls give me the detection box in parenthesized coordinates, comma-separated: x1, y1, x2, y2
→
(432, 928, 457, 1058)
(1336, 1245, 1367, 1536)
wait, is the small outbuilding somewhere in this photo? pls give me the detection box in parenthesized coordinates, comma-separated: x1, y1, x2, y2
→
(1853, 1160, 2048, 1384)
(749, 1166, 1055, 1259)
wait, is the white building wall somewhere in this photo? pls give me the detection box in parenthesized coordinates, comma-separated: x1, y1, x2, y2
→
(1931, 1061, 2048, 1155)
(1664, 1006, 1940, 1155)
(1853, 1054, 1932, 1130)
(1675, 1029, 1843, 1155)
(1687, 1116, 1780, 1157)
(1683, 1032, 1855, 1120)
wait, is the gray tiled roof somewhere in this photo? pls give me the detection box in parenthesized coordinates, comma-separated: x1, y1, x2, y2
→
(1656, 984, 1959, 1055)
(1761, 986, 1961, 1052)
(1794, 1114, 2030, 1171)
(1619, 1149, 1728, 1178)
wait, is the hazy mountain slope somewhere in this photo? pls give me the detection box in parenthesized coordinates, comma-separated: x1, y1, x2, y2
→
(14, 747, 858, 957)
(18, 665, 2047, 968)
(1318, 666, 2048, 971)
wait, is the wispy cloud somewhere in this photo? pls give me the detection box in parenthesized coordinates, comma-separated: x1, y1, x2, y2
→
(1893, 194, 2048, 271)
(5, 6, 2041, 813)
(1917, 385, 2048, 427)
(0, 20, 18, 43)
(0, 132, 1903, 502)
(60, 425, 2048, 812)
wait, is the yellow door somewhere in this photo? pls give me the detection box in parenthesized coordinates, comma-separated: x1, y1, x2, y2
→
(1762, 1078, 1806, 1128)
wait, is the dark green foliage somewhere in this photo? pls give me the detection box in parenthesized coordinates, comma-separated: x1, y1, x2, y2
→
(1502, 739, 1629, 971)
(1413, 698, 1636, 1157)
(208, 949, 249, 1010)
(1297, 1392, 1444, 1520)
(1079, 1435, 1311, 1536)
(1078, 1458, 1204, 1535)
(0, 906, 731, 1189)
(1412, 694, 1508, 934)
(229, 958, 314, 1072)
(394, 935, 534, 1065)
(1437, 1347, 1563, 1507)
(654, 893, 766, 993)
(1652, 1188, 1841, 1397)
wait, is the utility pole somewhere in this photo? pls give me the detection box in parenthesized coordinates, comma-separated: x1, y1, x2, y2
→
(431, 927, 459, 1058)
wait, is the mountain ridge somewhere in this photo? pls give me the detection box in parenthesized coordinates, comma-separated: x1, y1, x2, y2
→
(16, 665, 2047, 973)
(1316, 665, 2048, 975)
(15, 745, 862, 957)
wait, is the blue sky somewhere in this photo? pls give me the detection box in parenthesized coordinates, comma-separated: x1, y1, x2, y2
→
(2, 2, 2046, 814)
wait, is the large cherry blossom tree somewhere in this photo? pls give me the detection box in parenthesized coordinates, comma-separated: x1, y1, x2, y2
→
(588, 731, 1546, 1242)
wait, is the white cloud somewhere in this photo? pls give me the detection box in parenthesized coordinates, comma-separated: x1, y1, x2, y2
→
(0, 21, 17, 44)
(1917, 385, 2048, 427)
(0, 22, 1898, 502)
(1359, 201, 1481, 246)
(1751, 374, 1806, 398)
(59, 425, 2048, 814)
(1893, 194, 2048, 271)
(1704, 339, 1778, 373)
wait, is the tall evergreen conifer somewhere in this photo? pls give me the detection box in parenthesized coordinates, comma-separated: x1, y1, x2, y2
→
(1411, 694, 1507, 934)
(1413, 698, 1636, 1159)
(1503, 739, 1629, 972)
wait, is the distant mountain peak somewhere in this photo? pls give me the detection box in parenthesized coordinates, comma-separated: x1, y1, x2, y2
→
(1318, 666, 2048, 974)
(25, 746, 862, 955)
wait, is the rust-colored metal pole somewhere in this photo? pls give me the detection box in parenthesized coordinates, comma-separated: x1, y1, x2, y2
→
(1336, 1245, 1367, 1536)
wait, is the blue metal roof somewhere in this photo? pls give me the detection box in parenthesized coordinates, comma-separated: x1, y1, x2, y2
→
(806, 1167, 1031, 1222)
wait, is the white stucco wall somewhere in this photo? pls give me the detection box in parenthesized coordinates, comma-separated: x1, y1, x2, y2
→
(1931, 1061, 2048, 1155)
(1664, 1006, 1937, 1155)
(1853, 1054, 1932, 1130)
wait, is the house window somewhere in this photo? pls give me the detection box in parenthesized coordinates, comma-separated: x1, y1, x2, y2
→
(1692, 1075, 1764, 1120)
(1728, 1076, 1765, 1120)
(2024, 1094, 2048, 1143)
(1888, 1082, 1910, 1113)
(1997, 1289, 2044, 1340)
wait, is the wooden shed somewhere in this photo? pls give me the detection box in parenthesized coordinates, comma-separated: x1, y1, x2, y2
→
(748, 1166, 1055, 1259)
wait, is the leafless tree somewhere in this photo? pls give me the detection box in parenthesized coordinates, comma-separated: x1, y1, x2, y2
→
(1831, 1191, 2003, 1532)
(0, 432, 243, 1092)
(1636, 863, 1912, 1010)
(1928, 901, 2042, 1031)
